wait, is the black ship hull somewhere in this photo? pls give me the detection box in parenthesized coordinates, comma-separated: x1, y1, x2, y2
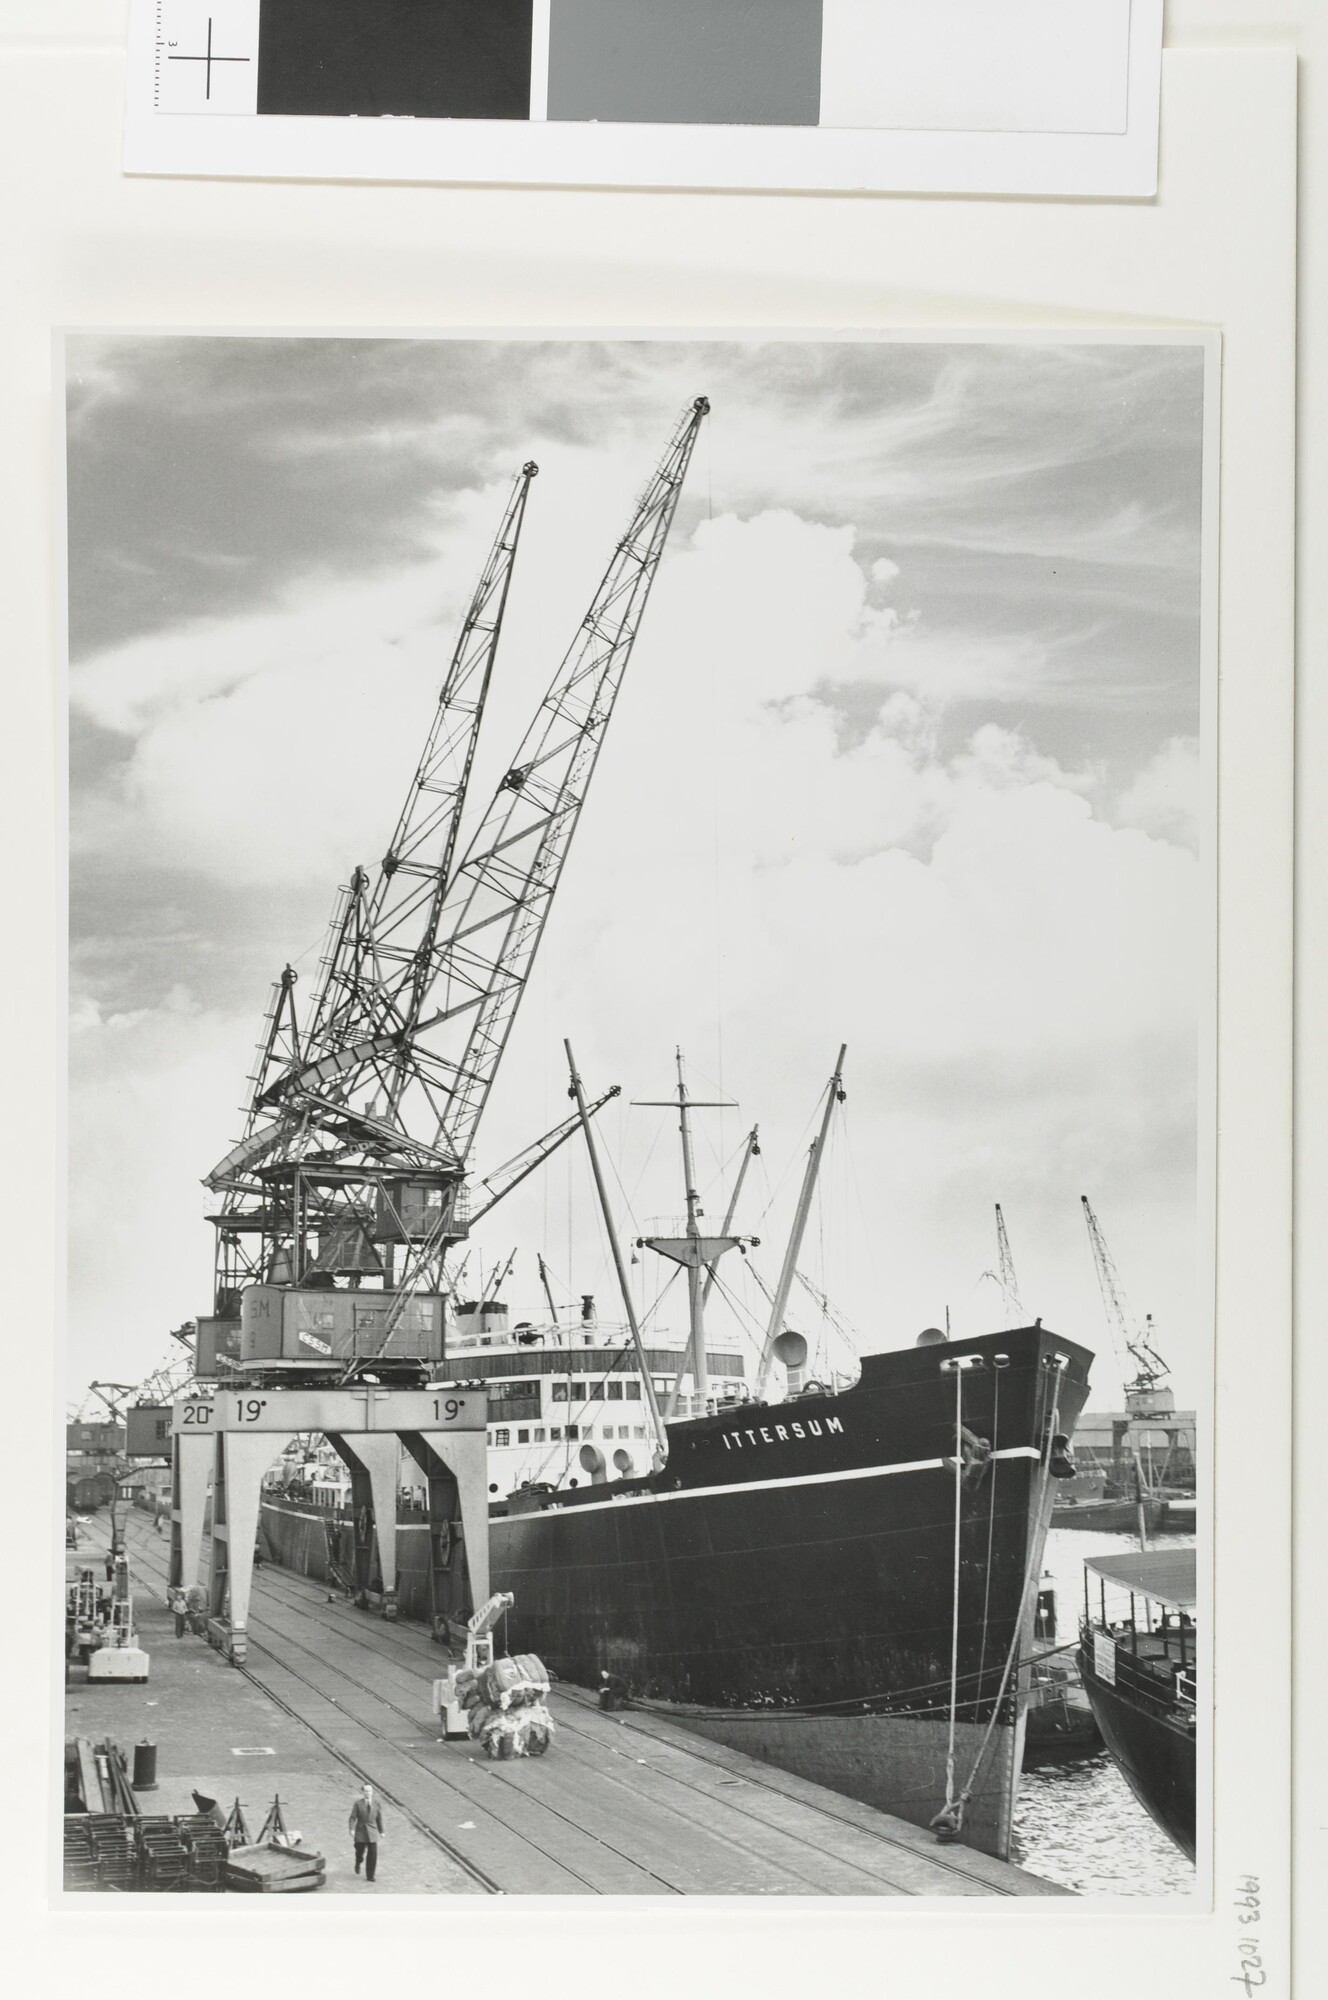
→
(260, 1323, 1090, 1858)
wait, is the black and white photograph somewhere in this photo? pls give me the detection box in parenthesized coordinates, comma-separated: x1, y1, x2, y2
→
(62, 330, 1211, 1901)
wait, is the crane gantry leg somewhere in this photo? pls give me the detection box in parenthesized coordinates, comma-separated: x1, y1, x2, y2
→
(168, 1427, 213, 1596)
(327, 1430, 403, 1619)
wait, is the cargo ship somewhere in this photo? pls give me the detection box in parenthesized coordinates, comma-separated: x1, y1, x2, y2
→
(257, 1295, 1091, 1859)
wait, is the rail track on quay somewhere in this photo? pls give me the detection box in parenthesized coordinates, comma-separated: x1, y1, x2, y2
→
(104, 1512, 1050, 1896)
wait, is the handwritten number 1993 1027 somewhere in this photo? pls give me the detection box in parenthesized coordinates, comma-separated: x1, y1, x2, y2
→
(1233, 1877, 1265, 1993)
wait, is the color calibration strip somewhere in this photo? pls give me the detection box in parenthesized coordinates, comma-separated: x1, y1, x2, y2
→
(154, 1, 1132, 136)
(155, 0, 827, 126)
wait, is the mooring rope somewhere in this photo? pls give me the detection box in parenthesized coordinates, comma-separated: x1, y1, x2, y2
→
(943, 1359, 965, 1815)
(974, 1365, 1001, 1708)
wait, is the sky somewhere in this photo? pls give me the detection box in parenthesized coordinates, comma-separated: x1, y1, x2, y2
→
(65, 333, 1209, 1414)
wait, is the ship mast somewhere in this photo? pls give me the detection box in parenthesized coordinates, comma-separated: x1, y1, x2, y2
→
(755, 1047, 847, 1399)
(537, 1254, 560, 1335)
(634, 1053, 746, 1415)
(565, 1041, 667, 1460)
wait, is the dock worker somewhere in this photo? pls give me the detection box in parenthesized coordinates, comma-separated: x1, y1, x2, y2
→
(348, 1782, 384, 1882)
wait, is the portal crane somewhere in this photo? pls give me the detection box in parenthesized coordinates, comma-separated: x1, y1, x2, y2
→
(1080, 1194, 1170, 1395)
(202, 400, 708, 1346)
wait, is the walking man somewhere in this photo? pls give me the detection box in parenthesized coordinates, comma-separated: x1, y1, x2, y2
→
(348, 1782, 384, 1881)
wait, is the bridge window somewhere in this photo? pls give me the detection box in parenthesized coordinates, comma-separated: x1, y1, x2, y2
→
(566, 1425, 579, 1441)
(552, 1382, 569, 1402)
(494, 1428, 510, 1447)
(534, 1428, 545, 1443)
(607, 1381, 623, 1401)
(550, 1426, 562, 1441)
(626, 1382, 641, 1400)
(517, 1429, 530, 1444)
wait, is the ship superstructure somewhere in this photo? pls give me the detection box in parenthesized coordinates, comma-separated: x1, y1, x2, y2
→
(447, 1299, 750, 1496)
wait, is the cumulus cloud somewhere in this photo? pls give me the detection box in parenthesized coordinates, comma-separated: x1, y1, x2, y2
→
(1113, 736, 1202, 850)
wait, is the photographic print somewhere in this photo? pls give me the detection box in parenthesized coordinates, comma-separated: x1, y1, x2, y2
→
(62, 330, 1210, 1899)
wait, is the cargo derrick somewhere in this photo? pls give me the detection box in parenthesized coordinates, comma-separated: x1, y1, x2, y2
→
(200, 400, 709, 1386)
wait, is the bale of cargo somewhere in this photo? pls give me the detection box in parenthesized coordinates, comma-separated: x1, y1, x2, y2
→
(479, 1701, 555, 1758)
(479, 1652, 552, 1711)
(520, 1703, 555, 1756)
(466, 1701, 496, 1739)
(480, 1713, 524, 1759)
(478, 1656, 525, 1707)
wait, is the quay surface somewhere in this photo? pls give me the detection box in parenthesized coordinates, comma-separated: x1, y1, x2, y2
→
(65, 1511, 1065, 1898)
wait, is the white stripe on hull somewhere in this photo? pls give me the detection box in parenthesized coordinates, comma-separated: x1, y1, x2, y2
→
(492, 1444, 1042, 1519)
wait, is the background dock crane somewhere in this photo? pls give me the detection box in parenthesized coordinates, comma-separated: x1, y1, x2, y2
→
(1080, 1193, 1170, 1402)
(995, 1203, 1024, 1326)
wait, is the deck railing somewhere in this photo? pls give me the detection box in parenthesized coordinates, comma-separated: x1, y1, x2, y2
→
(1083, 1620, 1198, 1724)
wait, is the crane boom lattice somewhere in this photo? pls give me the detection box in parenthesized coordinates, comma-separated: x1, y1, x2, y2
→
(422, 397, 709, 1165)
(200, 404, 708, 1333)
(1080, 1194, 1169, 1393)
(995, 1203, 1024, 1326)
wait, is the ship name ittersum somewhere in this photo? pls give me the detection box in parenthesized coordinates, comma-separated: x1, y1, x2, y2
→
(719, 1417, 844, 1451)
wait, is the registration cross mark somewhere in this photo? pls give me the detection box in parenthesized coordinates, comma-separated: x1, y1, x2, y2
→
(168, 17, 250, 102)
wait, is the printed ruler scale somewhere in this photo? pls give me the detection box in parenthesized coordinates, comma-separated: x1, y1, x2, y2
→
(152, 0, 260, 116)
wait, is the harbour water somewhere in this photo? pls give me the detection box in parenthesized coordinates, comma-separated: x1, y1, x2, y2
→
(1011, 1525, 1199, 1896)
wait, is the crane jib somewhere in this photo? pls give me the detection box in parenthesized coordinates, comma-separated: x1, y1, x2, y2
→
(208, 402, 707, 1316)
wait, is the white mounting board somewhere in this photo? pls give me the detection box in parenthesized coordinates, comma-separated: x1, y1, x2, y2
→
(1, 10, 1304, 1989)
(121, 0, 1163, 195)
